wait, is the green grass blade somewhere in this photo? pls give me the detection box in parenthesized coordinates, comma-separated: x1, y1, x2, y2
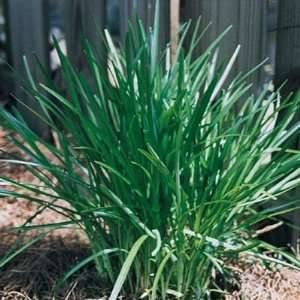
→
(109, 235, 148, 300)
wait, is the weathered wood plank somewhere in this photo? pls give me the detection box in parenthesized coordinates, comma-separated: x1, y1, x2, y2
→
(239, 1, 267, 88)
(5, 0, 50, 138)
(120, 0, 170, 50)
(64, 0, 106, 69)
(170, 0, 180, 60)
(275, 0, 300, 85)
(183, 0, 267, 89)
(275, 0, 300, 247)
(119, 0, 134, 42)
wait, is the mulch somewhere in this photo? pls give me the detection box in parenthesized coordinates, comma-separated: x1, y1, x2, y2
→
(0, 127, 84, 242)
(0, 127, 97, 299)
(1, 126, 300, 299)
(0, 239, 105, 300)
(225, 256, 300, 299)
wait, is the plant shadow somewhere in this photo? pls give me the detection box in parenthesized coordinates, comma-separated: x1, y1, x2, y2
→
(0, 235, 106, 300)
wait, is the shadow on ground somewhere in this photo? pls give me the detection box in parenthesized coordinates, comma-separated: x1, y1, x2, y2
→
(0, 237, 106, 300)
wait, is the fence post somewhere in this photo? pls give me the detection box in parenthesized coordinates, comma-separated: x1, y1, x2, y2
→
(275, 0, 300, 248)
(64, 0, 106, 70)
(119, 0, 170, 50)
(170, 0, 180, 60)
(5, 0, 50, 138)
(182, 0, 267, 91)
(275, 1, 300, 85)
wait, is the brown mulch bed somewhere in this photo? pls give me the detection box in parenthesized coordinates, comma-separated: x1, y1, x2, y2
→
(0, 127, 84, 241)
(1, 127, 300, 299)
(225, 257, 300, 300)
(2, 243, 300, 300)
(0, 127, 107, 299)
(0, 239, 106, 300)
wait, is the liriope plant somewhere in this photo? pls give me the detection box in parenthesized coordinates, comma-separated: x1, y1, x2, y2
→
(1, 5, 300, 299)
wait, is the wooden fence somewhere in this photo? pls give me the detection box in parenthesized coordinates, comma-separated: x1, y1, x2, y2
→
(2, 0, 300, 242)
(3, 0, 271, 129)
(2, 1, 281, 127)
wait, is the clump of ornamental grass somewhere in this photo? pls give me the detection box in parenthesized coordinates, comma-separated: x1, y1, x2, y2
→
(1, 9, 300, 300)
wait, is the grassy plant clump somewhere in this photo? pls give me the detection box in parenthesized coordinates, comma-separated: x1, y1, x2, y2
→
(1, 10, 300, 299)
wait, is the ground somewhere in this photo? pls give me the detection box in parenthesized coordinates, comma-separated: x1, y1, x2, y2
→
(225, 258, 300, 300)
(1, 127, 300, 299)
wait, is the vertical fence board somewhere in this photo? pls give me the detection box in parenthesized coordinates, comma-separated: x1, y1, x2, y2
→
(238, 1, 267, 87)
(275, 0, 300, 247)
(170, 0, 180, 60)
(64, 0, 106, 70)
(275, 0, 300, 84)
(119, 0, 134, 42)
(5, 0, 49, 138)
(120, 0, 170, 50)
(183, 0, 267, 91)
